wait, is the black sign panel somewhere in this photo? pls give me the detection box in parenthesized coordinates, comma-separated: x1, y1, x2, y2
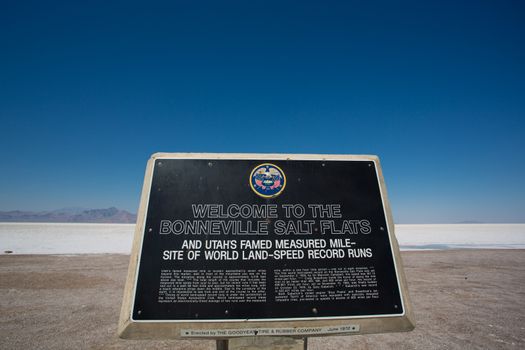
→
(132, 158, 403, 321)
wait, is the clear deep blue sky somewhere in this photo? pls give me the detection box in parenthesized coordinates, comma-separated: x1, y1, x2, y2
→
(1, 1, 524, 223)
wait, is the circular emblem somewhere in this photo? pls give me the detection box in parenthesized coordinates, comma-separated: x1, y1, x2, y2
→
(250, 163, 286, 198)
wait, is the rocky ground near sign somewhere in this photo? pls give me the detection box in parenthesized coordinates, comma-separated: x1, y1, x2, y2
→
(0, 250, 523, 349)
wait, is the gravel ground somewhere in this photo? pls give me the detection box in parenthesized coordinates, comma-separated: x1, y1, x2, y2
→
(1, 250, 524, 349)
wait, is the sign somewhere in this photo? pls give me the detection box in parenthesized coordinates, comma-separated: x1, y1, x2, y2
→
(119, 153, 414, 339)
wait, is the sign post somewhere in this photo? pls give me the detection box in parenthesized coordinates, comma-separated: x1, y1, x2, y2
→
(119, 153, 414, 343)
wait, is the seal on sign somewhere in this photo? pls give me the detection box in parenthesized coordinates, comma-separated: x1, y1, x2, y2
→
(250, 163, 286, 198)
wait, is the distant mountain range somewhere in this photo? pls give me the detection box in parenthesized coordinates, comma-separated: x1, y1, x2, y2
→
(0, 207, 136, 223)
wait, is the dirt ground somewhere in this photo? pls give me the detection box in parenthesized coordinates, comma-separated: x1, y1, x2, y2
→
(1, 250, 524, 349)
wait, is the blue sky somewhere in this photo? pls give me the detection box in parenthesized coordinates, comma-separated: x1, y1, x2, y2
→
(1, 0, 524, 223)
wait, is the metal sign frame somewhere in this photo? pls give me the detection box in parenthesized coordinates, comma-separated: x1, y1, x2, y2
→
(118, 153, 415, 339)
